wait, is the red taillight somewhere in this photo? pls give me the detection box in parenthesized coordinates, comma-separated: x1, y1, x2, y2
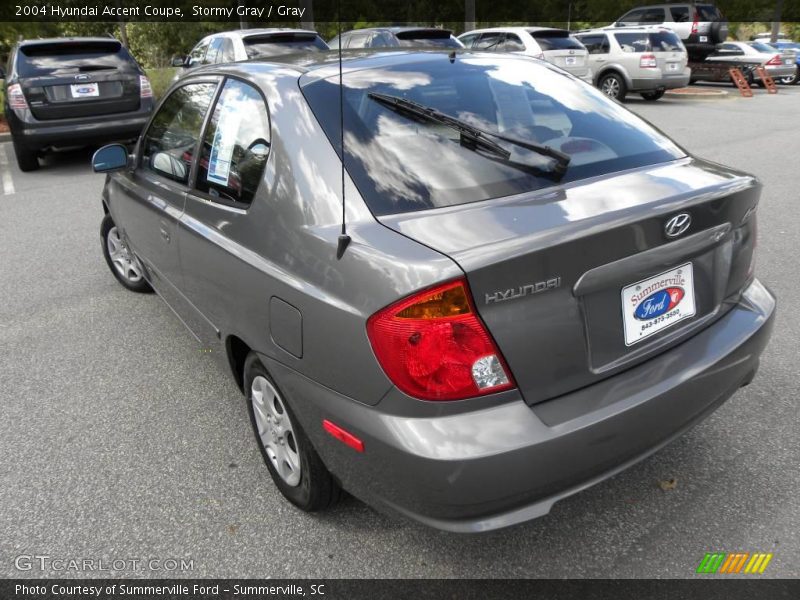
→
(323, 420, 364, 452)
(366, 279, 515, 401)
(7, 83, 28, 110)
(640, 53, 657, 68)
(691, 12, 700, 35)
(766, 54, 783, 66)
(139, 75, 153, 98)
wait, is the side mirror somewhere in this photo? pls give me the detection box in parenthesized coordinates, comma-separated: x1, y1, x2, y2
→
(92, 144, 129, 173)
(171, 55, 187, 67)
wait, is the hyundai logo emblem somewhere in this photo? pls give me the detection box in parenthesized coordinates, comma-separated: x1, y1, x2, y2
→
(665, 213, 691, 238)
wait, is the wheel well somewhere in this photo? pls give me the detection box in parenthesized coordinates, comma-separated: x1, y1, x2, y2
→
(226, 335, 251, 392)
(597, 68, 626, 85)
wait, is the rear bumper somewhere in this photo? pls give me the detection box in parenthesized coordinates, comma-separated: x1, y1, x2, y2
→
(7, 102, 153, 150)
(631, 73, 691, 91)
(756, 65, 797, 80)
(266, 278, 775, 533)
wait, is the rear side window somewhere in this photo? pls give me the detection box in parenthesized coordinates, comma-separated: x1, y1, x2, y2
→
(669, 6, 691, 22)
(578, 34, 609, 54)
(302, 56, 684, 215)
(140, 83, 217, 183)
(396, 31, 460, 48)
(502, 34, 526, 52)
(16, 41, 137, 77)
(650, 32, 683, 52)
(528, 31, 584, 51)
(243, 33, 327, 58)
(615, 33, 650, 53)
(196, 79, 270, 206)
(696, 5, 722, 21)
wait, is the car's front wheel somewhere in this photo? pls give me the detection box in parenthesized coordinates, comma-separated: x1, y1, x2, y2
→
(599, 73, 627, 101)
(640, 90, 666, 101)
(778, 72, 798, 85)
(245, 353, 341, 512)
(100, 214, 152, 293)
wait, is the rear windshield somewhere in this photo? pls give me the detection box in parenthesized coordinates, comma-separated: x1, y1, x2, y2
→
(302, 56, 685, 216)
(17, 41, 137, 77)
(528, 30, 584, 51)
(615, 31, 682, 52)
(750, 42, 779, 53)
(243, 33, 328, 58)
(396, 30, 460, 48)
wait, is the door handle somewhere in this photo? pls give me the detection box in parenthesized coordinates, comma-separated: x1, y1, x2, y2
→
(160, 227, 170, 243)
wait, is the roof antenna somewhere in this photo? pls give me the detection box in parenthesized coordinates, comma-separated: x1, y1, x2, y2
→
(335, 9, 351, 260)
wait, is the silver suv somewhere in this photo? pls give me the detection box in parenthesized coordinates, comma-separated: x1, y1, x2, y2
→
(611, 2, 728, 60)
(575, 27, 690, 101)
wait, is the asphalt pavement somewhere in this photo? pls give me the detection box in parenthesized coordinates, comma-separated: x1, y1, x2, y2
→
(0, 84, 798, 578)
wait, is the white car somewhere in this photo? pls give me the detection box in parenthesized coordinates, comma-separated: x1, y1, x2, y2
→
(458, 27, 592, 83)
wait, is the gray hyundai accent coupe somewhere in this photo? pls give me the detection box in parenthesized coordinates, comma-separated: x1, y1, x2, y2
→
(93, 50, 775, 532)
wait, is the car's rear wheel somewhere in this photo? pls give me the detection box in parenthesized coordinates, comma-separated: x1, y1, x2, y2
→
(778, 72, 798, 85)
(244, 353, 341, 512)
(12, 139, 39, 172)
(599, 73, 627, 101)
(640, 90, 666, 101)
(100, 214, 152, 293)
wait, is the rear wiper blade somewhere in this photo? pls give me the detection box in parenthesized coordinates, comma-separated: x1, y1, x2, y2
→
(367, 91, 571, 177)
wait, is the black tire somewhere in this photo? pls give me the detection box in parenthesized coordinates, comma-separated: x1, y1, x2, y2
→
(710, 21, 728, 44)
(640, 90, 666, 101)
(100, 214, 153, 293)
(244, 353, 341, 512)
(599, 72, 627, 101)
(778, 73, 797, 85)
(12, 139, 39, 172)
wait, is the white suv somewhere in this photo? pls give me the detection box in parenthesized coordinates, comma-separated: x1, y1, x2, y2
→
(574, 27, 690, 101)
(458, 27, 592, 83)
(611, 2, 728, 60)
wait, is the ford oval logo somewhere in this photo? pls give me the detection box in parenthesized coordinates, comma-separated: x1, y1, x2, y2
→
(634, 287, 685, 320)
(665, 213, 691, 238)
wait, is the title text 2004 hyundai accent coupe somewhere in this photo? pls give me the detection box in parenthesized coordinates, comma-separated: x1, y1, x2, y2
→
(92, 51, 775, 532)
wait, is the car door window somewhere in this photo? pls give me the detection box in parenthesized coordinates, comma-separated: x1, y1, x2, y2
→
(346, 32, 371, 48)
(196, 79, 270, 206)
(641, 8, 666, 23)
(220, 38, 236, 62)
(619, 9, 645, 23)
(140, 83, 217, 184)
(188, 39, 210, 66)
(501, 33, 526, 52)
(459, 33, 479, 48)
(474, 32, 505, 51)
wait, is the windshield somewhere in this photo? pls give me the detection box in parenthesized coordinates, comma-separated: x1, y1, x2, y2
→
(302, 55, 685, 216)
(17, 41, 137, 77)
(243, 34, 328, 58)
(396, 32, 461, 48)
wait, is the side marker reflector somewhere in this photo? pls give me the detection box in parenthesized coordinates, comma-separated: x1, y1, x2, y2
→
(323, 419, 364, 453)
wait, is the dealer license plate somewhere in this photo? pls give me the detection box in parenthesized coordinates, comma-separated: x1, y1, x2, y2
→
(70, 82, 99, 98)
(621, 263, 696, 346)
(565, 56, 577, 65)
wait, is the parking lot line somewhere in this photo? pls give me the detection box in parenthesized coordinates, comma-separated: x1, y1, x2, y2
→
(0, 144, 16, 195)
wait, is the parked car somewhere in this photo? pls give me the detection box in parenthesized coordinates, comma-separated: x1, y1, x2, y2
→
(574, 27, 690, 101)
(610, 2, 728, 60)
(172, 29, 329, 78)
(3, 37, 154, 172)
(329, 27, 463, 49)
(764, 41, 800, 84)
(752, 32, 790, 42)
(458, 27, 592, 83)
(92, 50, 774, 532)
(694, 41, 797, 86)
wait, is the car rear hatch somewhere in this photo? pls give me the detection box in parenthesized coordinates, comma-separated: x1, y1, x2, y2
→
(16, 40, 141, 121)
(378, 159, 759, 405)
(528, 29, 588, 74)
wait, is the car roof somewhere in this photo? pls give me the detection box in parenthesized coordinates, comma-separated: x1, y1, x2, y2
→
(575, 26, 676, 34)
(343, 27, 453, 35)
(187, 48, 542, 84)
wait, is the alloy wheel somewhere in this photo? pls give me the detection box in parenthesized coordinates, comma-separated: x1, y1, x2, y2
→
(251, 375, 302, 487)
(106, 226, 144, 283)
